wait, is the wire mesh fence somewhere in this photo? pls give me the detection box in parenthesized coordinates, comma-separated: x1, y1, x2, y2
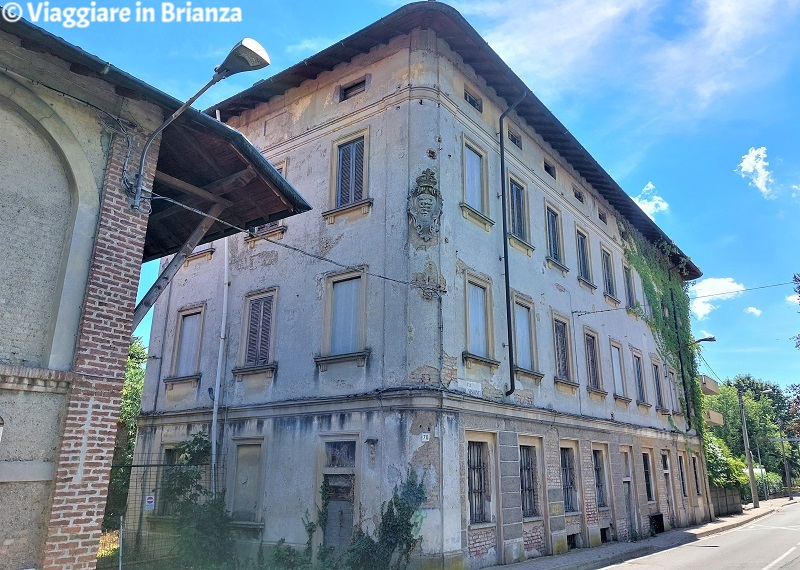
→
(98, 458, 224, 569)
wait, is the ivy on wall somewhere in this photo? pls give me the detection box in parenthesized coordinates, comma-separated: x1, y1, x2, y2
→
(618, 220, 703, 435)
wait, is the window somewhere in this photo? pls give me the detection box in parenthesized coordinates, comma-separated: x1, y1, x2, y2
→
(341, 79, 366, 100)
(231, 443, 262, 522)
(508, 130, 522, 149)
(509, 179, 527, 241)
(468, 441, 489, 523)
(623, 266, 636, 307)
(336, 137, 365, 207)
(678, 455, 688, 497)
(642, 452, 654, 502)
(322, 441, 356, 553)
(573, 186, 585, 203)
(652, 363, 664, 409)
(520, 445, 539, 517)
(159, 447, 179, 515)
(692, 456, 702, 495)
(467, 279, 491, 359)
(598, 210, 607, 224)
(601, 249, 616, 298)
(669, 370, 681, 412)
(244, 292, 275, 367)
(464, 145, 485, 212)
(326, 273, 365, 356)
(553, 317, 571, 381)
(544, 160, 556, 179)
(173, 308, 203, 377)
(560, 447, 578, 513)
(610, 342, 626, 397)
(593, 449, 607, 508)
(633, 354, 646, 402)
(585, 331, 600, 389)
(464, 88, 483, 112)
(576, 230, 592, 282)
(514, 301, 535, 372)
(546, 207, 562, 262)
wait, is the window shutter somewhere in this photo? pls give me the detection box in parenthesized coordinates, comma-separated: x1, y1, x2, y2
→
(338, 144, 352, 206)
(175, 312, 201, 376)
(245, 298, 262, 365)
(258, 295, 273, 364)
(352, 138, 364, 202)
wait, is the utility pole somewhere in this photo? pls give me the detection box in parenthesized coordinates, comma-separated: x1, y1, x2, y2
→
(779, 426, 793, 500)
(738, 388, 759, 508)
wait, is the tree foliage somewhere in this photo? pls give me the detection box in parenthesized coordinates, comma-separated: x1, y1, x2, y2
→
(704, 432, 746, 488)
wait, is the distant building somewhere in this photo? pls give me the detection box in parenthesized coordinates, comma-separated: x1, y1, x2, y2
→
(135, 3, 710, 568)
(0, 17, 308, 570)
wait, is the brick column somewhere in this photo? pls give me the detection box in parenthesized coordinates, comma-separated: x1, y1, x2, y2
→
(40, 130, 158, 570)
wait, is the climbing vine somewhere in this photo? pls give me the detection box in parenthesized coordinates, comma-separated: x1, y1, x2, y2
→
(618, 220, 703, 435)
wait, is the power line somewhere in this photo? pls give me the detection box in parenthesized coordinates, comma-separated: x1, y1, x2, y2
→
(697, 352, 724, 385)
(691, 282, 794, 299)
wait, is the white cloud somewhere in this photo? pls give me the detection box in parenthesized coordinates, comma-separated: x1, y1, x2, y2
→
(787, 294, 800, 305)
(736, 147, 774, 198)
(688, 277, 745, 319)
(632, 181, 669, 220)
(745, 306, 762, 317)
(286, 37, 337, 55)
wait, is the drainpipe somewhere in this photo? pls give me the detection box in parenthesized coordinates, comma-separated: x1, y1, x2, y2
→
(210, 239, 230, 497)
(500, 91, 527, 397)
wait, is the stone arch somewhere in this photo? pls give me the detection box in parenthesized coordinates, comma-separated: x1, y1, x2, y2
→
(0, 73, 100, 370)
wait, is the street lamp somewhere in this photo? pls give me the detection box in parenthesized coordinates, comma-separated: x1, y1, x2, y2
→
(129, 38, 270, 209)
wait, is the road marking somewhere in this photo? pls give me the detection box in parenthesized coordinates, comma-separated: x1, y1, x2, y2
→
(760, 546, 797, 570)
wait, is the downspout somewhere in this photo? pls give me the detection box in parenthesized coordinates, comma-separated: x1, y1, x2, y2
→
(211, 238, 230, 497)
(500, 91, 527, 396)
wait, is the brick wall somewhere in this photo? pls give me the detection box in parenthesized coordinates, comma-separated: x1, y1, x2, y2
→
(467, 526, 496, 558)
(522, 521, 545, 554)
(39, 130, 157, 570)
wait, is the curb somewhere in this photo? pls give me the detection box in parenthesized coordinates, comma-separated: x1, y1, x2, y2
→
(694, 507, 777, 539)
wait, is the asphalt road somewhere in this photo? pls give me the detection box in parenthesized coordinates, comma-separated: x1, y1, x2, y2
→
(606, 503, 800, 570)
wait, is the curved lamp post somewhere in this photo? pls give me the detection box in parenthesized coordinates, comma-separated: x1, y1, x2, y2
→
(130, 38, 270, 209)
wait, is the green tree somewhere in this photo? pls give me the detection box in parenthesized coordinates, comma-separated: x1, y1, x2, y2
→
(102, 337, 147, 531)
(704, 432, 746, 488)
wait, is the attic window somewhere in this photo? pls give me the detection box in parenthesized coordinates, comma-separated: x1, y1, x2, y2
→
(508, 131, 522, 149)
(341, 79, 366, 101)
(573, 186, 584, 203)
(464, 89, 483, 112)
(544, 160, 556, 179)
(598, 210, 608, 224)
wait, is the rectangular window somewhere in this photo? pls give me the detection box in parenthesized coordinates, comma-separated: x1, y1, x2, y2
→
(601, 249, 616, 298)
(692, 456, 702, 495)
(573, 186, 585, 203)
(336, 137, 365, 207)
(652, 363, 664, 408)
(244, 293, 275, 367)
(576, 231, 591, 282)
(330, 275, 363, 355)
(585, 332, 600, 389)
(633, 354, 646, 402)
(554, 318, 570, 381)
(341, 80, 366, 100)
(598, 210, 607, 224)
(643, 452, 654, 502)
(468, 441, 488, 523)
(669, 370, 681, 412)
(322, 440, 356, 553)
(624, 266, 636, 307)
(546, 207, 562, 262)
(326, 441, 356, 468)
(174, 308, 202, 377)
(520, 445, 539, 517)
(467, 281, 489, 357)
(231, 443, 262, 522)
(678, 455, 688, 497)
(560, 447, 578, 513)
(508, 130, 522, 149)
(464, 145, 484, 212)
(510, 179, 527, 241)
(593, 449, 607, 508)
(514, 302, 534, 371)
(464, 88, 483, 112)
(611, 343, 625, 397)
(544, 160, 556, 179)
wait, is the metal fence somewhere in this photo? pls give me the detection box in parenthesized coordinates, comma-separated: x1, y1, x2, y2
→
(98, 459, 223, 569)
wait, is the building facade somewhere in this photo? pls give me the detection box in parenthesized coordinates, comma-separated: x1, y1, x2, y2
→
(135, 3, 711, 568)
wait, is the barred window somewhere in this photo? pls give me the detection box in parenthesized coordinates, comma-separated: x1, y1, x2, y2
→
(561, 447, 578, 513)
(593, 450, 607, 508)
(520, 445, 539, 517)
(585, 332, 600, 389)
(468, 441, 488, 523)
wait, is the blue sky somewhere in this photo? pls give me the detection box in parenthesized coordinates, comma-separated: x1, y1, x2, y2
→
(16, 0, 800, 388)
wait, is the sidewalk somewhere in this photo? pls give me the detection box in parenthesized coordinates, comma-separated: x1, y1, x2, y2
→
(486, 497, 797, 570)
